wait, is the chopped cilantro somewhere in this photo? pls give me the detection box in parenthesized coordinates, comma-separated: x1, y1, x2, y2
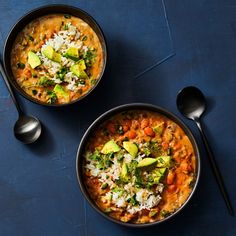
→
(28, 35, 34, 41)
(82, 49, 96, 67)
(39, 76, 55, 87)
(127, 194, 138, 206)
(160, 210, 171, 218)
(101, 183, 108, 189)
(16, 62, 25, 69)
(82, 35, 88, 41)
(47, 90, 57, 104)
(56, 67, 68, 81)
(32, 89, 38, 96)
(64, 14, 71, 19)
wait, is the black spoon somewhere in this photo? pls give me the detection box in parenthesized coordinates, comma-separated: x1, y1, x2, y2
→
(177, 86, 234, 216)
(0, 61, 41, 144)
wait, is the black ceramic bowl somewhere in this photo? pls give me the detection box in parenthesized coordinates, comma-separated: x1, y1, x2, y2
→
(76, 103, 201, 227)
(3, 4, 107, 106)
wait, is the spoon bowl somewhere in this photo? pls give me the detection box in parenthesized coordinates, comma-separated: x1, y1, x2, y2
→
(177, 86, 206, 120)
(14, 115, 42, 144)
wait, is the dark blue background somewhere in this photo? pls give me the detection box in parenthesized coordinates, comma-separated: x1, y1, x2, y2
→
(0, 0, 235, 235)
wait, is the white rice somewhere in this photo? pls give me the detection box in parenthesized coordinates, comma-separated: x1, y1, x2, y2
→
(36, 22, 89, 91)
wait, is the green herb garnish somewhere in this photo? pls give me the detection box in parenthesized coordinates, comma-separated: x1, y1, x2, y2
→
(64, 14, 71, 19)
(149, 210, 158, 217)
(82, 49, 96, 67)
(82, 35, 88, 41)
(32, 89, 38, 95)
(101, 183, 108, 189)
(39, 76, 55, 87)
(63, 24, 69, 30)
(160, 210, 171, 218)
(117, 125, 124, 135)
(32, 72, 37, 78)
(47, 90, 57, 104)
(16, 62, 25, 69)
(90, 79, 97, 85)
(28, 35, 34, 41)
(77, 79, 86, 85)
(127, 194, 138, 206)
(56, 67, 68, 81)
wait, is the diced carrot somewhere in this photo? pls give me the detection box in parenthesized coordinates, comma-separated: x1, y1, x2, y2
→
(162, 141, 169, 150)
(167, 171, 176, 185)
(122, 119, 131, 132)
(127, 130, 137, 139)
(167, 184, 177, 193)
(123, 125, 129, 132)
(24, 68, 31, 77)
(180, 161, 189, 173)
(141, 119, 149, 129)
(144, 127, 155, 137)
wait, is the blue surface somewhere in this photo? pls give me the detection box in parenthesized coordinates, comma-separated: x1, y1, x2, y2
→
(0, 0, 236, 235)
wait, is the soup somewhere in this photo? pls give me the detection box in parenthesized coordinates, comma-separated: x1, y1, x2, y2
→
(83, 110, 197, 224)
(11, 14, 104, 104)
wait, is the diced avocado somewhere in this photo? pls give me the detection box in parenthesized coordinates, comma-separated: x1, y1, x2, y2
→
(101, 140, 121, 154)
(157, 167, 166, 176)
(153, 175, 161, 184)
(153, 122, 165, 135)
(77, 59, 86, 70)
(42, 45, 54, 59)
(137, 158, 158, 168)
(70, 63, 88, 79)
(123, 142, 138, 157)
(156, 156, 171, 168)
(65, 47, 79, 60)
(42, 45, 61, 63)
(52, 52, 61, 63)
(120, 163, 129, 182)
(151, 168, 166, 184)
(53, 84, 69, 102)
(28, 51, 41, 69)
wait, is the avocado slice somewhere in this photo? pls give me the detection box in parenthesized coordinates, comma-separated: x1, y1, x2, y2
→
(42, 45, 61, 63)
(153, 122, 165, 135)
(77, 60, 86, 70)
(53, 84, 69, 102)
(120, 163, 129, 182)
(42, 45, 54, 59)
(123, 141, 138, 157)
(152, 168, 166, 184)
(28, 51, 41, 69)
(137, 158, 158, 168)
(156, 156, 171, 168)
(70, 61, 88, 79)
(52, 52, 62, 63)
(65, 47, 79, 60)
(101, 140, 121, 154)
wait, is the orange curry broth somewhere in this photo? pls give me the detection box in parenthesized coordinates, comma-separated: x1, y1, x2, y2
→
(11, 14, 103, 104)
(84, 110, 197, 224)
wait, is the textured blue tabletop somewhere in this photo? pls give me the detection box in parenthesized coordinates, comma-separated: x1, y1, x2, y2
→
(0, 0, 236, 235)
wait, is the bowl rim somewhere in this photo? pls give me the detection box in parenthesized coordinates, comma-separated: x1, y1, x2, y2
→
(3, 4, 107, 107)
(76, 103, 201, 227)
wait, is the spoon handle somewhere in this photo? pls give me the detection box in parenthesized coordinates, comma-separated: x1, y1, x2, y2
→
(195, 118, 234, 216)
(0, 62, 23, 116)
